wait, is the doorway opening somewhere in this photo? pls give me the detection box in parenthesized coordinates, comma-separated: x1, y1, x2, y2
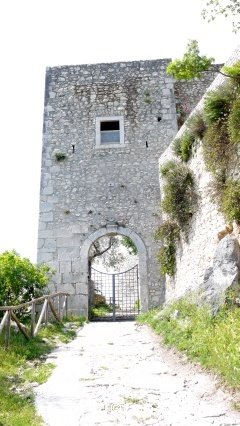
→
(89, 235, 140, 321)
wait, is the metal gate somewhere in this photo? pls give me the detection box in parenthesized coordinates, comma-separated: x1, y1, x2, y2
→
(89, 265, 140, 321)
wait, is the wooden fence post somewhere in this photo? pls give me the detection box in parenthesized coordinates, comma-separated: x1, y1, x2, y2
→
(4, 310, 11, 349)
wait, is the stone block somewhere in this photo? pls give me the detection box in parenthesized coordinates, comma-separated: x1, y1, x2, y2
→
(37, 252, 53, 263)
(44, 239, 56, 249)
(40, 212, 53, 222)
(58, 247, 80, 260)
(59, 261, 72, 274)
(75, 282, 88, 295)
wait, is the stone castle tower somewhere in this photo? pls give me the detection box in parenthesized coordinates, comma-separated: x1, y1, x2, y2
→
(38, 59, 216, 317)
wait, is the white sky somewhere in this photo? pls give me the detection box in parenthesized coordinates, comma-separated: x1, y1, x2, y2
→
(0, 0, 238, 262)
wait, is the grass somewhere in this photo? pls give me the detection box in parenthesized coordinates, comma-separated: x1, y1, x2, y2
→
(138, 298, 240, 390)
(0, 316, 85, 426)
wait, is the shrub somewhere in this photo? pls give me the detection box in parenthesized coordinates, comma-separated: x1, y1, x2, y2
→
(220, 180, 240, 223)
(228, 96, 240, 144)
(160, 161, 195, 228)
(202, 120, 232, 177)
(222, 61, 240, 81)
(155, 221, 180, 276)
(187, 112, 207, 139)
(0, 251, 53, 307)
(203, 84, 233, 124)
(173, 133, 195, 162)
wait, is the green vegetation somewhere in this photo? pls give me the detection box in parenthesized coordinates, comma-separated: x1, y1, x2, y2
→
(90, 303, 112, 318)
(160, 161, 195, 228)
(138, 297, 240, 388)
(166, 40, 214, 80)
(202, 120, 231, 177)
(0, 316, 85, 426)
(0, 251, 53, 307)
(187, 112, 207, 139)
(155, 221, 180, 276)
(54, 152, 67, 162)
(220, 180, 240, 223)
(203, 84, 233, 124)
(173, 133, 195, 162)
(202, 0, 240, 33)
(122, 236, 138, 255)
(228, 95, 240, 143)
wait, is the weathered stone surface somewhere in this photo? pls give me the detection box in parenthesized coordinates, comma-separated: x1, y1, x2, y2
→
(200, 235, 240, 312)
(38, 58, 218, 316)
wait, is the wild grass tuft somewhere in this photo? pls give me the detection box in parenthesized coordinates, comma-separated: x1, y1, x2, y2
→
(138, 298, 240, 389)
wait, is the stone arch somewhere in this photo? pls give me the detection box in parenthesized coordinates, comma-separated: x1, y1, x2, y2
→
(79, 224, 148, 318)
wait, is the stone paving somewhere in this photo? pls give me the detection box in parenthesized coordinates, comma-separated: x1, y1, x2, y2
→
(35, 322, 240, 426)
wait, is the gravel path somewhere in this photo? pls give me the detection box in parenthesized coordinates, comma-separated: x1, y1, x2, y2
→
(35, 322, 240, 426)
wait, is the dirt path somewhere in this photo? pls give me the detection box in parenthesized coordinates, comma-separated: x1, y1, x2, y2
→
(35, 322, 240, 426)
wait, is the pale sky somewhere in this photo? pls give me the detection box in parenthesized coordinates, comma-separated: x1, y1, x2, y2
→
(0, 0, 238, 262)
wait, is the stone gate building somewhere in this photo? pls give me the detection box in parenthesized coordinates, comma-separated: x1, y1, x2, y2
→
(38, 59, 216, 316)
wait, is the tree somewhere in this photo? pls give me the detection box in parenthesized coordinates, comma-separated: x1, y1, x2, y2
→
(89, 235, 138, 271)
(166, 40, 240, 81)
(0, 250, 53, 306)
(202, 0, 240, 32)
(166, 40, 215, 80)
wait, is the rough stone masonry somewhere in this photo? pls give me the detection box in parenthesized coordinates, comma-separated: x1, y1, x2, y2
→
(38, 59, 216, 316)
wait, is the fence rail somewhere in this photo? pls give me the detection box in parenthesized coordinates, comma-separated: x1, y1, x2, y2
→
(0, 292, 69, 349)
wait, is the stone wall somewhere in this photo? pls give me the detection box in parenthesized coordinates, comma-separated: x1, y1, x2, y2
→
(159, 47, 240, 304)
(38, 59, 179, 316)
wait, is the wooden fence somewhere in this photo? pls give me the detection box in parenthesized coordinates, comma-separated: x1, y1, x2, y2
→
(0, 292, 69, 349)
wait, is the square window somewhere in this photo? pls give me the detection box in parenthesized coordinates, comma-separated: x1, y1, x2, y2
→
(96, 116, 124, 148)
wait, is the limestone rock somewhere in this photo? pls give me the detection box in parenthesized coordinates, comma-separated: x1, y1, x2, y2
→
(200, 234, 240, 312)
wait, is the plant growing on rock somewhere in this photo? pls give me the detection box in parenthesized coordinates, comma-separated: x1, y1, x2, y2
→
(54, 152, 67, 162)
(203, 84, 234, 124)
(173, 132, 195, 162)
(220, 180, 240, 223)
(228, 95, 240, 144)
(160, 161, 195, 228)
(202, 120, 232, 177)
(155, 221, 180, 276)
(186, 112, 207, 139)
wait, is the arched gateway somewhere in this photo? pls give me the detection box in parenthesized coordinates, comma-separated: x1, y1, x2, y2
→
(79, 225, 148, 318)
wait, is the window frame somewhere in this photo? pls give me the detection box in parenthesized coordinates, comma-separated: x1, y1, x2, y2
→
(96, 116, 124, 148)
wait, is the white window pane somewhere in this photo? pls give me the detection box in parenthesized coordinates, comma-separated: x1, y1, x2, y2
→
(101, 130, 120, 144)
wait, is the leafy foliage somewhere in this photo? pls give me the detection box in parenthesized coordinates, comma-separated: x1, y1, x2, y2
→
(228, 95, 240, 143)
(90, 235, 137, 272)
(222, 61, 240, 79)
(202, 0, 240, 32)
(122, 236, 138, 255)
(0, 251, 53, 307)
(155, 221, 180, 276)
(220, 179, 240, 223)
(203, 84, 233, 124)
(173, 132, 195, 162)
(166, 40, 214, 80)
(160, 161, 195, 228)
(138, 296, 240, 388)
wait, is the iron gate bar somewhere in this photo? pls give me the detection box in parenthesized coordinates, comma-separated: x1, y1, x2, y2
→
(90, 264, 140, 321)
